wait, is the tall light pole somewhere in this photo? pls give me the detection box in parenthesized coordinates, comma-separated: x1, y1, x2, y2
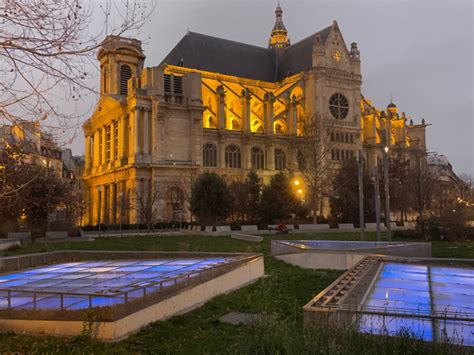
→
(383, 146, 392, 240)
(119, 191, 123, 233)
(357, 150, 365, 241)
(97, 186, 102, 236)
(373, 165, 381, 241)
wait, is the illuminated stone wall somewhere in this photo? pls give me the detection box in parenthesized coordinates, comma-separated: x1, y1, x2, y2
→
(82, 23, 427, 225)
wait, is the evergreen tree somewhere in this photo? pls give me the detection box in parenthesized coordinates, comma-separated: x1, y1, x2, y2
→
(246, 171, 262, 222)
(259, 173, 301, 224)
(190, 172, 231, 225)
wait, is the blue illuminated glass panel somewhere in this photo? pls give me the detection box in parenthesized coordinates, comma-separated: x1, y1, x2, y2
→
(359, 263, 474, 346)
(0, 257, 237, 311)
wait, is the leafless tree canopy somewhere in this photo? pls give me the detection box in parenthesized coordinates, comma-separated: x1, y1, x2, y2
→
(0, 0, 156, 139)
(294, 113, 336, 221)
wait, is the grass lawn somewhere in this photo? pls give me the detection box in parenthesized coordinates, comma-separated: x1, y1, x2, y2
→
(0, 232, 472, 353)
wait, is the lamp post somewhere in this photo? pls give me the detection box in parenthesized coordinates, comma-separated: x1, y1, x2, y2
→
(97, 186, 102, 236)
(119, 191, 123, 233)
(357, 150, 365, 241)
(383, 146, 392, 240)
(373, 165, 381, 241)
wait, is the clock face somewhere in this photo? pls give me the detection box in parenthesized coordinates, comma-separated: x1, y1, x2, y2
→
(332, 50, 342, 62)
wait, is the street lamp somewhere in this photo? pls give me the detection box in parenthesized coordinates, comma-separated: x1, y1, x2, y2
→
(383, 145, 391, 240)
(293, 179, 300, 186)
(98, 186, 102, 236)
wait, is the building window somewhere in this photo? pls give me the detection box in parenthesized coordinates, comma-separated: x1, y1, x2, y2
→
(251, 147, 265, 170)
(173, 75, 183, 95)
(330, 132, 335, 142)
(329, 93, 349, 119)
(203, 143, 217, 167)
(331, 149, 336, 160)
(98, 129, 103, 164)
(120, 65, 132, 96)
(114, 121, 119, 160)
(164, 74, 171, 93)
(350, 134, 354, 143)
(274, 149, 286, 170)
(105, 125, 111, 163)
(225, 145, 241, 168)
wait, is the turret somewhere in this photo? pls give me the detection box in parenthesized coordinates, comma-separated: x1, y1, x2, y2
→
(268, 4, 290, 54)
(349, 42, 361, 76)
(97, 36, 146, 96)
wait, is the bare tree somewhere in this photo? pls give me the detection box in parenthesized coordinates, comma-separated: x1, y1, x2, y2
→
(1, 0, 156, 136)
(127, 186, 161, 231)
(293, 113, 336, 222)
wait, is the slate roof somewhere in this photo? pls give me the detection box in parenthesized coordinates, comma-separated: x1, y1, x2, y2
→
(160, 25, 333, 83)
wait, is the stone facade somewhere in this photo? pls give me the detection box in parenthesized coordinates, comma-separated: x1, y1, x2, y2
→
(82, 6, 427, 225)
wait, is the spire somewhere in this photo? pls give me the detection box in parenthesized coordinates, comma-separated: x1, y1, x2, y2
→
(269, 3, 290, 50)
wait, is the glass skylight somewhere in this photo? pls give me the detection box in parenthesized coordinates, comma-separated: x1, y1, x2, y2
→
(0, 257, 233, 311)
(359, 263, 474, 346)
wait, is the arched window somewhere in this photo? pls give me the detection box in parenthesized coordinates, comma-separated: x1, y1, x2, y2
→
(251, 147, 265, 170)
(203, 143, 217, 167)
(166, 187, 185, 220)
(120, 64, 132, 96)
(225, 145, 241, 168)
(207, 115, 217, 128)
(274, 149, 286, 170)
(232, 119, 241, 130)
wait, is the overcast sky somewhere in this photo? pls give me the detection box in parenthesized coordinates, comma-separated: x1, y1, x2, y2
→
(72, 0, 473, 176)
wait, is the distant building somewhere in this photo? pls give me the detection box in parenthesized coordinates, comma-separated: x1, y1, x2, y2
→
(82, 5, 428, 225)
(0, 120, 83, 181)
(427, 154, 467, 214)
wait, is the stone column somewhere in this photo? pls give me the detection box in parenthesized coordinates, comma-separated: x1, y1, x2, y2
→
(218, 134, 226, 168)
(85, 135, 91, 172)
(217, 86, 226, 130)
(288, 94, 297, 136)
(243, 136, 252, 170)
(120, 114, 128, 164)
(241, 89, 251, 132)
(266, 142, 275, 170)
(264, 93, 274, 134)
(372, 116, 377, 145)
(143, 109, 149, 157)
(386, 118, 392, 146)
(132, 107, 140, 158)
(101, 126, 106, 168)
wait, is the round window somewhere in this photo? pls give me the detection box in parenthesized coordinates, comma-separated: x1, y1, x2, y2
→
(329, 93, 349, 119)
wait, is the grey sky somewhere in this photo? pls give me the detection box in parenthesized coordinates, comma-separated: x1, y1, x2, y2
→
(73, 0, 473, 175)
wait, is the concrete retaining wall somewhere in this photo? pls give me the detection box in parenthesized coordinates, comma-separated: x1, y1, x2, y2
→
(0, 255, 264, 340)
(276, 252, 366, 270)
(298, 224, 330, 231)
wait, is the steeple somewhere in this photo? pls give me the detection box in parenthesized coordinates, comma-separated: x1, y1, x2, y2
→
(269, 2, 290, 50)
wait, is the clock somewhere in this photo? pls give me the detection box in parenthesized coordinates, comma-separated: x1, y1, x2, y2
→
(332, 49, 341, 62)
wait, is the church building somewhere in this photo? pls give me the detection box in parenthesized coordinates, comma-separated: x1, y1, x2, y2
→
(82, 5, 427, 225)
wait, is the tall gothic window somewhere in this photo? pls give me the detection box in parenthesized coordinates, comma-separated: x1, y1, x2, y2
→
(203, 143, 217, 167)
(105, 125, 111, 163)
(120, 64, 132, 96)
(274, 149, 286, 170)
(251, 147, 265, 170)
(114, 121, 119, 160)
(225, 145, 241, 168)
(98, 129, 103, 164)
(329, 93, 349, 119)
